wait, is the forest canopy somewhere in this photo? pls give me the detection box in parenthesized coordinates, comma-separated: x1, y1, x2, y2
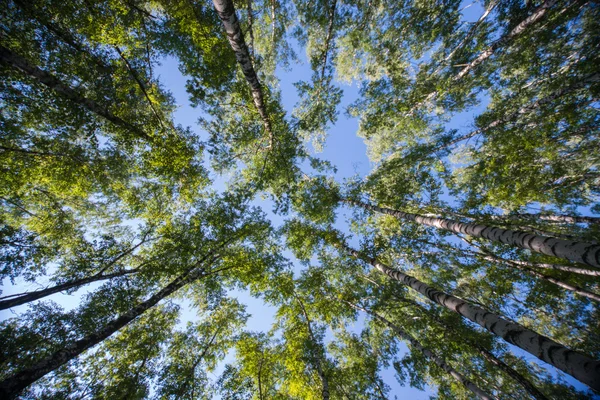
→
(0, 0, 599, 399)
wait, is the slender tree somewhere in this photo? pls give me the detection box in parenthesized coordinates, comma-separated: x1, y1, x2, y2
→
(294, 294, 330, 400)
(454, 0, 560, 80)
(360, 275, 550, 400)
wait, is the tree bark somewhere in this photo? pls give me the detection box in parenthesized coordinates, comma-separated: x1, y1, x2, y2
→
(430, 72, 599, 154)
(114, 46, 166, 130)
(434, 0, 499, 74)
(477, 347, 549, 400)
(347, 199, 600, 268)
(338, 242, 600, 391)
(344, 301, 496, 400)
(408, 0, 560, 116)
(0, 265, 211, 398)
(246, 0, 255, 59)
(12, 0, 111, 73)
(212, 0, 274, 148)
(0, 45, 150, 141)
(0, 269, 139, 311)
(459, 239, 600, 277)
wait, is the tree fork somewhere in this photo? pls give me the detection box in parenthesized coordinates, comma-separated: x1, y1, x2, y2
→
(338, 242, 600, 390)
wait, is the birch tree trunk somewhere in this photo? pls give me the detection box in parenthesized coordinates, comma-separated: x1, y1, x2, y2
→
(425, 304, 548, 400)
(212, 0, 274, 148)
(434, 0, 499, 74)
(0, 269, 139, 311)
(320, 0, 337, 80)
(459, 241, 600, 277)
(479, 249, 600, 280)
(347, 199, 600, 268)
(477, 347, 548, 400)
(0, 45, 150, 141)
(344, 301, 497, 400)
(12, 0, 111, 72)
(487, 254, 600, 302)
(246, 0, 255, 58)
(338, 242, 600, 390)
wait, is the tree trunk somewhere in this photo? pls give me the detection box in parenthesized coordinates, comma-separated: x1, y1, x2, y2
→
(460, 241, 600, 277)
(454, 0, 559, 80)
(114, 46, 166, 130)
(12, 0, 111, 73)
(212, 0, 274, 148)
(347, 199, 600, 268)
(0, 45, 150, 141)
(477, 347, 548, 400)
(507, 224, 586, 244)
(431, 126, 484, 154)
(246, 0, 255, 59)
(344, 301, 496, 400)
(0, 269, 139, 311)
(338, 242, 600, 391)
(431, 72, 599, 155)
